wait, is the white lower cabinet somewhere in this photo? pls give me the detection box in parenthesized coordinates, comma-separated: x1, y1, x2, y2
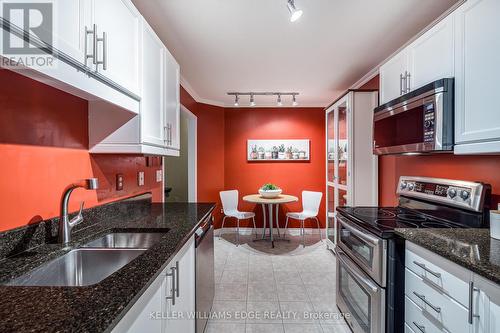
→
(405, 241, 500, 333)
(112, 236, 195, 333)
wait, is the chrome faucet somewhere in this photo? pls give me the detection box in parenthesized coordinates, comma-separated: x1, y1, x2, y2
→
(59, 178, 99, 245)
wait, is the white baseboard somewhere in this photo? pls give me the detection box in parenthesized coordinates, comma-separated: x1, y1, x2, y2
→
(215, 227, 326, 237)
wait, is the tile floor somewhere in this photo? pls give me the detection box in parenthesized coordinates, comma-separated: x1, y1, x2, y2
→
(206, 232, 351, 333)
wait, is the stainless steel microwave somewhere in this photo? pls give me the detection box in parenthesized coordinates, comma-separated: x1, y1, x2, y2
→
(373, 78, 454, 155)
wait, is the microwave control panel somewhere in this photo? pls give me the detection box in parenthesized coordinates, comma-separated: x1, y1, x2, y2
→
(423, 103, 435, 143)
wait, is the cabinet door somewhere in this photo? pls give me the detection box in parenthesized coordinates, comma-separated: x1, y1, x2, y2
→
(454, 0, 500, 146)
(92, 0, 141, 95)
(55, 0, 92, 64)
(379, 50, 408, 104)
(473, 275, 500, 333)
(408, 15, 454, 90)
(141, 20, 166, 147)
(165, 50, 180, 150)
(166, 239, 196, 333)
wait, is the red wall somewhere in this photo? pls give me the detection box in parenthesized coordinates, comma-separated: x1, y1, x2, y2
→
(224, 107, 326, 228)
(0, 69, 162, 232)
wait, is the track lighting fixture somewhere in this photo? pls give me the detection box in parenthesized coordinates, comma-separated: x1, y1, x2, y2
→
(250, 94, 256, 107)
(227, 92, 300, 107)
(287, 0, 303, 22)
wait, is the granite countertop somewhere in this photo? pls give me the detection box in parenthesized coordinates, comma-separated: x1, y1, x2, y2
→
(395, 228, 500, 284)
(0, 202, 215, 333)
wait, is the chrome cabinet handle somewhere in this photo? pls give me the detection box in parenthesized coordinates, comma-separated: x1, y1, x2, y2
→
(400, 73, 405, 95)
(96, 30, 107, 70)
(413, 291, 441, 313)
(175, 261, 180, 297)
(413, 321, 426, 333)
(84, 25, 96, 66)
(413, 261, 441, 278)
(164, 125, 168, 145)
(166, 266, 176, 305)
(468, 281, 480, 324)
(406, 71, 411, 93)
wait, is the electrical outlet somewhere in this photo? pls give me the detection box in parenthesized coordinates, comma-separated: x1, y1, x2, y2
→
(116, 174, 124, 191)
(138, 171, 145, 186)
(156, 170, 162, 182)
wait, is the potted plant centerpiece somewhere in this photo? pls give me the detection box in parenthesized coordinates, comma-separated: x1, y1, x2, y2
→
(259, 183, 282, 198)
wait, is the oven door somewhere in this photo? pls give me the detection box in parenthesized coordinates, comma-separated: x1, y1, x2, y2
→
(336, 215, 386, 286)
(336, 249, 385, 333)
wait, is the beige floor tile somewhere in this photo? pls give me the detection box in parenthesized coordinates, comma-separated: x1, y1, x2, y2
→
(277, 284, 309, 302)
(283, 323, 323, 333)
(205, 322, 246, 333)
(274, 270, 303, 285)
(249, 267, 275, 283)
(279, 301, 315, 323)
(299, 271, 336, 285)
(248, 282, 278, 301)
(221, 269, 249, 284)
(246, 323, 285, 333)
(305, 284, 336, 303)
(246, 301, 283, 323)
(215, 283, 248, 301)
(320, 323, 352, 333)
(211, 300, 247, 323)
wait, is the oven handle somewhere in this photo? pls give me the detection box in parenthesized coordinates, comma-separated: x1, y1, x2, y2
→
(338, 216, 380, 246)
(337, 251, 379, 293)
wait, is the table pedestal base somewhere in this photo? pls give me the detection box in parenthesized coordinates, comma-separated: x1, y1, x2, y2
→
(252, 203, 290, 248)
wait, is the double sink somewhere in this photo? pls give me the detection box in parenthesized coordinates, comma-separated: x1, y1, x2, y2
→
(7, 232, 167, 287)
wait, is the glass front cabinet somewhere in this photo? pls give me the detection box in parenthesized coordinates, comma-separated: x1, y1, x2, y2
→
(325, 90, 379, 249)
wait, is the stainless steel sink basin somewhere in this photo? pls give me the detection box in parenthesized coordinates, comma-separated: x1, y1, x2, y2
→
(81, 232, 166, 249)
(7, 248, 144, 287)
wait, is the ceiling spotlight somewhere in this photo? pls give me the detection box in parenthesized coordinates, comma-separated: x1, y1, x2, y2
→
(287, 0, 303, 22)
(277, 94, 283, 106)
(292, 95, 298, 106)
(250, 94, 256, 107)
(234, 94, 239, 107)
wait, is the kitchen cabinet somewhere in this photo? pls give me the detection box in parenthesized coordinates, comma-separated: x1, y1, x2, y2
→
(325, 91, 378, 248)
(379, 14, 454, 105)
(89, 18, 180, 156)
(471, 275, 500, 333)
(453, 0, 500, 154)
(112, 236, 195, 333)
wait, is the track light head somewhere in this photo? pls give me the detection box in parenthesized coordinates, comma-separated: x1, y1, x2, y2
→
(234, 94, 239, 107)
(277, 94, 283, 106)
(250, 94, 256, 107)
(292, 94, 298, 106)
(287, 0, 303, 22)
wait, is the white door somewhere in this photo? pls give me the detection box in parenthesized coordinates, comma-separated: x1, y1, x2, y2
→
(54, 0, 92, 64)
(454, 0, 500, 145)
(379, 50, 409, 104)
(167, 240, 195, 333)
(408, 15, 455, 90)
(165, 50, 180, 150)
(141, 20, 166, 147)
(92, 0, 141, 95)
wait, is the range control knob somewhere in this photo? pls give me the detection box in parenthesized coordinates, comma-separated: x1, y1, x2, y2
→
(424, 120, 434, 128)
(400, 181, 408, 190)
(408, 183, 415, 191)
(460, 190, 470, 200)
(448, 188, 457, 198)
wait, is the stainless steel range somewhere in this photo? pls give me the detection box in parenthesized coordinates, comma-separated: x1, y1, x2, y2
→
(335, 176, 491, 333)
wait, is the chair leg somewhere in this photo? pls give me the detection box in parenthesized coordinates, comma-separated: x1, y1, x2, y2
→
(301, 219, 305, 248)
(283, 216, 290, 238)
(315, 216, 323, 242)
(236, 219, 240, 246)
(252, 216, 257, 238)
(219, 216, 228, 240)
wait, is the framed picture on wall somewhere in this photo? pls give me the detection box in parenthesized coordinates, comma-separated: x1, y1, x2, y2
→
(247, 139, 310, 161)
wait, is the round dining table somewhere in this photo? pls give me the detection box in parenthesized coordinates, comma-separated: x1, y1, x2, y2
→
(242, 194, 299, 248)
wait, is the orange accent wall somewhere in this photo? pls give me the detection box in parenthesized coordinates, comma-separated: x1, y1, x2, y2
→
(224, 107, 326, 228)
(0, 69, 162, 232)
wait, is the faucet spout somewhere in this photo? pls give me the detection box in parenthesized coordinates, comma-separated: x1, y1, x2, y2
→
(59, 178, 99, 245)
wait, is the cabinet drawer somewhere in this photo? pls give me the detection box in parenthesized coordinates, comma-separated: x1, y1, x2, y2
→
(406, 268, 469, 333)
(405, 296, 449, 333)
(406, 243, 470, 307)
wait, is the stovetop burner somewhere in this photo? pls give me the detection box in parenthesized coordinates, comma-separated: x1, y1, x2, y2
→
(396, 213, 427, 223)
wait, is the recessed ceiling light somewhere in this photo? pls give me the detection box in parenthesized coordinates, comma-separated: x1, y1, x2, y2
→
(287, 0, 303, 22)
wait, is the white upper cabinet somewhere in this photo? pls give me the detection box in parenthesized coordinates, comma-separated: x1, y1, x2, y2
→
(454, 0, 500, 154)
(91, 0, 141, 95)
(407, 15, 455, 89)
(379, 50, 409, 105)
(141, 21, 167, 148)
(379, 14, 454, 105)
(165, 50, 181, 151)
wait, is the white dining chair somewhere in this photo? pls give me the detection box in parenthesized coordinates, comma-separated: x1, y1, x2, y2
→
(283, 190, 323, 247)
(219, 190, 257, 245)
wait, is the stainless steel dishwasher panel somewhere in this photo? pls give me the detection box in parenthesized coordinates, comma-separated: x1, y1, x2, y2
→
(196, 224, 214, 333)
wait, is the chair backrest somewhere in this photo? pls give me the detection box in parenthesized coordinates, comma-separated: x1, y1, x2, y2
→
(302, 191, 323, 216)
(220, 190, 239, 215)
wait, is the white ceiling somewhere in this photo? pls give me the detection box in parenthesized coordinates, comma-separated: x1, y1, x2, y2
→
(132, 0, 458, 107)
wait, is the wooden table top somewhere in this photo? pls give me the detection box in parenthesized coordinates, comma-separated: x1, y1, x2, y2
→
(242, 194, 299, 204)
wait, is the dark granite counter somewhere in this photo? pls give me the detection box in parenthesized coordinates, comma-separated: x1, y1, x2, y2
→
(0, 199, 215, 333)
(395, 228, 500, 284)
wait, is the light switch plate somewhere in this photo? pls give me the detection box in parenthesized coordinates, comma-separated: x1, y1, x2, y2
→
(138, 171, 145, 186)
(156, 170, 162, 183)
